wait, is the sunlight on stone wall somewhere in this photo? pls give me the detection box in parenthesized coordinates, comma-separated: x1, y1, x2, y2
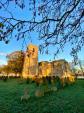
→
(22, 44, 74, 79)
(22, 44, 38, 78)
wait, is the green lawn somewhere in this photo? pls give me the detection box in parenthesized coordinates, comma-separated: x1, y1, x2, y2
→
(0, 79, 84, 113)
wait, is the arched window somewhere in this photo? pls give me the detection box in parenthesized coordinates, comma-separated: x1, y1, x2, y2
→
(33, 48, 35, 52)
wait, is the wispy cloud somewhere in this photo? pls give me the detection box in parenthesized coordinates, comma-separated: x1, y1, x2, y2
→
(0, 52, 7, 56)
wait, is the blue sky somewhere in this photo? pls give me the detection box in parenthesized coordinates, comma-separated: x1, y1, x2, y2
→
(0, 1, 84, 65)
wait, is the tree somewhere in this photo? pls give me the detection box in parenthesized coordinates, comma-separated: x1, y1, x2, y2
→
(78, 60, 84, 76)
(0, 0, 84, 60)
(71, 59, 84, 76)
(7, 51, 24, 76)
(0, 66, 3, 74)
(0, 65, 11, 76)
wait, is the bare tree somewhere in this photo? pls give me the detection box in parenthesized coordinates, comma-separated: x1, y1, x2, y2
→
(0, 0, 84, 60)
(78, 60, 84, 76)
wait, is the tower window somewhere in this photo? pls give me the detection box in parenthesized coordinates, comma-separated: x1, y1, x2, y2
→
(33, 48, 35, 52)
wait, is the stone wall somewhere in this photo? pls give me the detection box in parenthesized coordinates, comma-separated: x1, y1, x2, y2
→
(22, 44, 73, 78)
(39, 61, 52, 77)
(38, 60, 73, 78)
(22, 44, 38, 78)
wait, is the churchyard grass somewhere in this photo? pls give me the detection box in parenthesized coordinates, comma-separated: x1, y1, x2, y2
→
(0, 79, 84, 113)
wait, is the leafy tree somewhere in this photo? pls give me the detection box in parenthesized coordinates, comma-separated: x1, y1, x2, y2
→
(7, 51, 24, 76)
(0, 0, 84, 61)
(0, 66, 2, 74)
(0, 65, 11, 76)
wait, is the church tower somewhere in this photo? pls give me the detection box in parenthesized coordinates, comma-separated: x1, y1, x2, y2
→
(22, 44, 38, 78)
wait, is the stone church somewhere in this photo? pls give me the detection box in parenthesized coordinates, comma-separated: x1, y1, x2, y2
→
(22, 44, 74, 79)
